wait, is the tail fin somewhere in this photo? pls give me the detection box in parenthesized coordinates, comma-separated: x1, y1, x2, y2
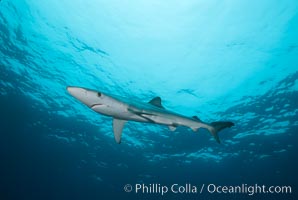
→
(208, 121, 234, 143)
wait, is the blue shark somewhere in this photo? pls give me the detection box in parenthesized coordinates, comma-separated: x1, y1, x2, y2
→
(67, 86, 234, 144)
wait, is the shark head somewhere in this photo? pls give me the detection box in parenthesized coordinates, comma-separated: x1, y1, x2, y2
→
(67, 86, 104, 107)
(67, 86, 126, 116)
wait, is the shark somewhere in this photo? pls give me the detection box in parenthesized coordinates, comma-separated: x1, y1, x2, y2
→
(67, 86, 234, 144)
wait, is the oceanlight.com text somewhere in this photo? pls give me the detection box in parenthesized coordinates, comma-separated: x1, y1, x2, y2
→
(123, 183, 292, 196)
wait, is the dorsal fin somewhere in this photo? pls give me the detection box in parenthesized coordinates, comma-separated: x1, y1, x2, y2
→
(192, 116, 202, 122)
(148, 97, 164, 109)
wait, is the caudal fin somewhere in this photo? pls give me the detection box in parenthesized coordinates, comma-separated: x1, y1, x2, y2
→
(208, 121, 234, 143)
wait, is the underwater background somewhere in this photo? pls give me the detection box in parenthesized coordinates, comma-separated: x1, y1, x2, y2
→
(0, 0, 297, 199)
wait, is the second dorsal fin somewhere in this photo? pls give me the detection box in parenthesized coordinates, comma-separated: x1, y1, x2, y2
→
(148, 97, 164, 109)
(192, 116, 202, 122)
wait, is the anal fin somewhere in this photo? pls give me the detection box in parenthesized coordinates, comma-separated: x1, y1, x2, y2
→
(168, 126, 177, 131)
(191, 127, 198, 132)
(113, 118, 127, 144)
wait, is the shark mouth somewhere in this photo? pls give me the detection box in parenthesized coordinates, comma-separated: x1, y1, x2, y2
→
(90, 103, 103, 109)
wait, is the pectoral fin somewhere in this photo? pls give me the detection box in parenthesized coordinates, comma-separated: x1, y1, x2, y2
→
(113, 118, 127, 144)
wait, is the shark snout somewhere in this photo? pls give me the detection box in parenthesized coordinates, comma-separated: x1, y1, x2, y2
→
(67, 86, 75, 94)
(67, 86, 88, 103)
(67, 86, 85, 97)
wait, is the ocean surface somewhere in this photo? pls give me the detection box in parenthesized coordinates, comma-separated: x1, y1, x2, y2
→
(0, 0, 297, 199)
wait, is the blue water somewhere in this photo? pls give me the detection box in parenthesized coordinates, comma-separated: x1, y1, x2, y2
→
(0, 0, 297, 199)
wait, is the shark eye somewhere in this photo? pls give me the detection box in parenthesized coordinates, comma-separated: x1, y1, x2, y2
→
(97, 92, 102, 97)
